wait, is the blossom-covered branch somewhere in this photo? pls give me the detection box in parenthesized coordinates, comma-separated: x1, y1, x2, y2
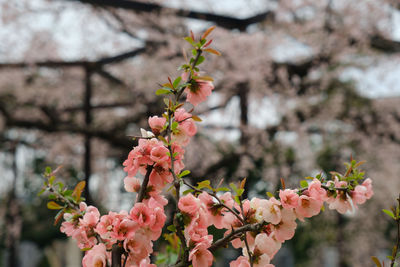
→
(39, 27, 374, 267)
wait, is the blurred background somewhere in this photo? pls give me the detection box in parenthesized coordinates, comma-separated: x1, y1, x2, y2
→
(1, 0, 400, 266)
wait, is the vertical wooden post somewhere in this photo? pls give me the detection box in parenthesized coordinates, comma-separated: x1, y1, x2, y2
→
(238, 81, 249, 146)
(83, 66, 93, 205)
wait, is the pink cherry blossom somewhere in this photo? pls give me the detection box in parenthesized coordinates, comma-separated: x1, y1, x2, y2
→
(124, 176, 141, 193)
(295, 195, 323, 219)
(172, 108, 197, 145)
(95, 211, 118, 240)
(82, 243, 107, 267)
(149, 145, 169, 163)
(254, 233, 281, 259)
(112, 217, 138, 240)
(328, 193, 353, 214)
(72, 228, 97, 249)
(230, 256, 251, 267)
(81, 206, 100, 227)
(179, 193, 201, 216)
(138, 259, 157, 267)
(148, 116, 166, 135)
(352, 184, 368, 205)
(182, 72, 214, 106)
(130, 203, 155, 227)
(273, 208, 297, 242)
(189, 235, 213, 267)
(124, 229, 153, 265)
(279, 189, 299, 209)
(308, 179, 328, 201)
(149, 162, 172, 190)
(185, 219, 209, 243)
(147, 198, 166, 240)
(255, 198, 281, 225)
(254, 254, 272, 267)
(362, 178, 374, 198)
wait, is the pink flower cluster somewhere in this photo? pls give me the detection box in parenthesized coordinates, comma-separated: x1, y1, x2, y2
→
(60, 195, 167, 267)
(61, 107, 195, 266)
(178, 178, 373, 267)
(123, 137, 177, 193)
(123, 107, 196, 195)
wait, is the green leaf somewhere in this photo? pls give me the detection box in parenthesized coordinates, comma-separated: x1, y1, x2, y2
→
(216, 187, 230, 192)
(49, 175, 55, 185)
(37, 188, 46, 196)
(56, 182, 64, 190)
(173, 76, 182, 88)
(182, 189, 195, 195)
(163, 98, 170, 107)
(300, 180, 308, 188)
(237, 188, 244, 197)
(167, 224, 176, 232)
(184, 36, 195, 46)
(178, 83, 191, 89)
(234, 195, 241, 205)
(229, 182, 238, 192)
(197, 180, 211, 190)
(47, 201, 63, 210)
(45, 166, 52, 175)
(63, 190, 73, 196)
(48, 194, 56, 200)
(158, 135, 168, 145)
(191, 115, 202, 122)
(178, 64, 190, 71)
(195, 56, 205, 66)
(371, 256, 382, 267)
(171, 121, 179, 131)
(178, 170, 191, 178)
(266, 192, 274, 198)
(81, 247, 92, 252)
(383, 209, 395, 219)
(156, 89, 171, 95)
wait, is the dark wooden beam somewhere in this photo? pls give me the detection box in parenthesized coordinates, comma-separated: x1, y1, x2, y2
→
(69, 0, 274, 31)
(0, 45, 153, 70)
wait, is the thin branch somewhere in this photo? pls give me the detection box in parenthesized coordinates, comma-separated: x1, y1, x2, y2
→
(136, 165, 154, 203)
(111, 242, 124, 267)
(209, 223, 263, 253)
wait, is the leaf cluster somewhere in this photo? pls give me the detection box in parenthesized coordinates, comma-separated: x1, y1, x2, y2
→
(38, 166, 85, 224)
